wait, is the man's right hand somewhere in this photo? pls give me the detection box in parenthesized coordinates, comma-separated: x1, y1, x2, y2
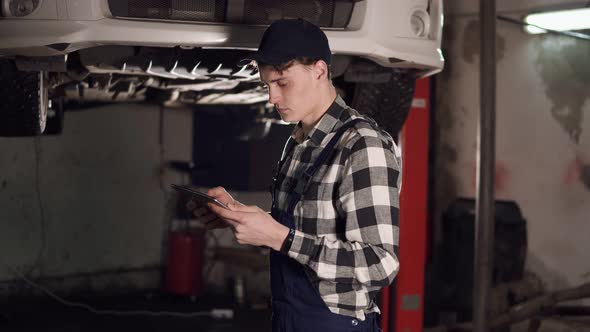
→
(186, 186, 235, 230)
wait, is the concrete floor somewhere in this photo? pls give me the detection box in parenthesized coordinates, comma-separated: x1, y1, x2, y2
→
(512, 318, 590, 332)
(0, 291, 272, 332)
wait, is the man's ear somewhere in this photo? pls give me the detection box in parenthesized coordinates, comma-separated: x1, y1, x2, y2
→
(313, 60, 329, 81)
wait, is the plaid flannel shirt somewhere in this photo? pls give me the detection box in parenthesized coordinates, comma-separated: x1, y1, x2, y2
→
(273, 95, 401, 320)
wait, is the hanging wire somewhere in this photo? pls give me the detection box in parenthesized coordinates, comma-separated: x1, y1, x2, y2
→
(27, 136, 47, 278)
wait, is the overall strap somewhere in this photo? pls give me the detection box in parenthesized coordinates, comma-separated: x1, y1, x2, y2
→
(280, 136, 297, 162)
(273, 136, 296, 180)
(286, 118, 368, 214)
(271, 136, 297, 209)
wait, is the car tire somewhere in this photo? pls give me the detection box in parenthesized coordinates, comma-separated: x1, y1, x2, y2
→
(43, 98, 65, 136)
(0, 60, 49, 137)
(350, 70, 416, 138)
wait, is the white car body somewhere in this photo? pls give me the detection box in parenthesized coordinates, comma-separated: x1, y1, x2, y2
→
(0, 0, 444, 136)
(0, 0, 444, 74)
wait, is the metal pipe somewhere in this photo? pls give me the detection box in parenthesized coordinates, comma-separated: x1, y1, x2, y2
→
(474, 0, 497, 331)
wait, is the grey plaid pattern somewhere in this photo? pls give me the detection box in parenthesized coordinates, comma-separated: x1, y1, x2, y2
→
(274, 95, 401, 320)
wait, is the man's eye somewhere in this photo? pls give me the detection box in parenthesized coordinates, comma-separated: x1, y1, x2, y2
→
(277, 82, 288, 87)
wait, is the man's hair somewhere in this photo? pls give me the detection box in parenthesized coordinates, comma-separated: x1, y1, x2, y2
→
(253, 57, 332, 80)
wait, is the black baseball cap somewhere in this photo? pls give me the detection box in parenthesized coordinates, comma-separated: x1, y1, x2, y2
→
(243, 18, 332, 66)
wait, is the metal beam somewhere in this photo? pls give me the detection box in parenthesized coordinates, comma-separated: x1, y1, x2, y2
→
(474, 0, 497, 331)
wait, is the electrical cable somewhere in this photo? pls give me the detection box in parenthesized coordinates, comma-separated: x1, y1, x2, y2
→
(27, 136, 47, 278)
(157, 104, 176, 283)
(1, 262, 233, 319)
(2, 107, 231, 320)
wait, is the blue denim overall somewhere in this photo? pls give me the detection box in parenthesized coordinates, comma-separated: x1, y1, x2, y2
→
(269, 119, 379, 332)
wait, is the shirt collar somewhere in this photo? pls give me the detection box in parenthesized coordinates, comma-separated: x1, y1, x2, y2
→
(291, 95, 347, 145)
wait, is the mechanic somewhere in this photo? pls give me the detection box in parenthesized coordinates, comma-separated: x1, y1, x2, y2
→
(189, 19, 401, 332)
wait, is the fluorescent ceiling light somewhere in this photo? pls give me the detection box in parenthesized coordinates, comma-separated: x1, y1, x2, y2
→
(524, 7, 590, 34)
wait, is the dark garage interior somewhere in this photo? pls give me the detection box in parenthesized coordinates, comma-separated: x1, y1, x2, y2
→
(1, 0, 590, 331)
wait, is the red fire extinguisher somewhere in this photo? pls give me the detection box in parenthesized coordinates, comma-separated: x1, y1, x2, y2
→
(165, 220, 206, 296)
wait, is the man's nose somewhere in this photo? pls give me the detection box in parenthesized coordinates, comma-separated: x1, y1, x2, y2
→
(268, 87, 281, 105)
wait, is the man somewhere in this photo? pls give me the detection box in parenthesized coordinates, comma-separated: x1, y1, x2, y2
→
(190, 18, 401, 332)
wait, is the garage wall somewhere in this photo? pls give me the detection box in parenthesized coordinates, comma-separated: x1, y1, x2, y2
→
(436, 0, 590, 295)
(0, 104, 191, 293)
(0, 103, 272, 296)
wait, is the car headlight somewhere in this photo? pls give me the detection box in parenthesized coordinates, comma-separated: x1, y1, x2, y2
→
(1, 0, 41, 17)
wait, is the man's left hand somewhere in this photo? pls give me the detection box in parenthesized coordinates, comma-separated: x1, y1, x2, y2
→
(208, 202, 289, 251)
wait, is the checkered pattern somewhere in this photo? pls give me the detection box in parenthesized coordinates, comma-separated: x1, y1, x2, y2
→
(273, 96, 401, 320)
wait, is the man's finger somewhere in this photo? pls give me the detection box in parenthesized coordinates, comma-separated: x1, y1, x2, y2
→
(225, 219, 240, 228)
(207, 187, 232, 203)
(208, 203, 243, 226)
(227, 202, 259, 213)
(208, 186, 226, 196)
(208, 203, 237, 218)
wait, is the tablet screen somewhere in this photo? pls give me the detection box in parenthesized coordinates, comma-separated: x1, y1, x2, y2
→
(171, 184, 228, 209)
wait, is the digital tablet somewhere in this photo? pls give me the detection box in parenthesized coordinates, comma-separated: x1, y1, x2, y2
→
(171, 184, 229, 209)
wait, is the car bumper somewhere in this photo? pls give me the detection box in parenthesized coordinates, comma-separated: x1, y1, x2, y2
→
(0, 0, 444, 76)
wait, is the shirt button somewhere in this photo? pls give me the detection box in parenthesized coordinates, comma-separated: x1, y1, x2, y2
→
(351, 319, 358, 326)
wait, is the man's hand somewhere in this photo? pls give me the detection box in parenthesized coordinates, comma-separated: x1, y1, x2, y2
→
(208, 202, 289, 251)
(186, 187, 235, 230)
